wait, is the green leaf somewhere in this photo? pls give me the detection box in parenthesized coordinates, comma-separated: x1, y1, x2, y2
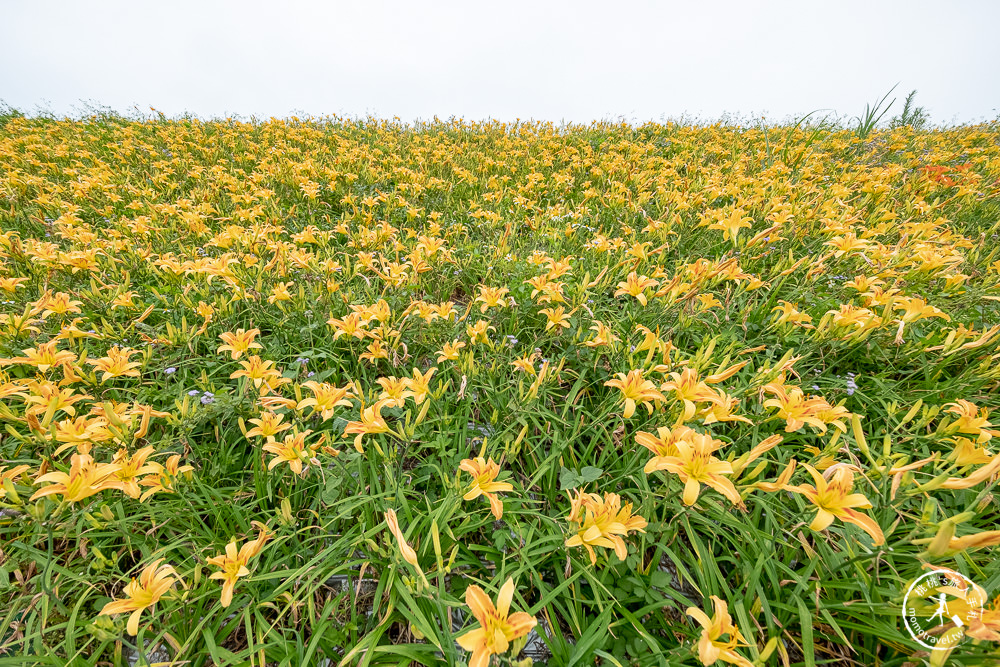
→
(559, 466, 580, 490)
(559, 465, 603, 490)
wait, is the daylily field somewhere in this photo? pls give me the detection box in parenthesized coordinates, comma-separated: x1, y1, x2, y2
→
(1, 110, 999, 667)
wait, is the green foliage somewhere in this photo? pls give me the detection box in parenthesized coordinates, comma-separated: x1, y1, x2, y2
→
(854, 84, 899, 144)
(890, 90, 931, 131)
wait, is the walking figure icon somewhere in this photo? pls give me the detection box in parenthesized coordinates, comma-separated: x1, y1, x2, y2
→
(929, 593, 950, 627)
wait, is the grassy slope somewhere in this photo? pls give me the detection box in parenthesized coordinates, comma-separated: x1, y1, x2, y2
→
(0, 113, 998, 665)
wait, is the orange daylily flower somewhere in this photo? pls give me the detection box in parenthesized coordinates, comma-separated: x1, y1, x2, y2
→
(938, 452, 1000, 490)
(298, 381, 355, 420)
(660, 368, 726, 423)
(375, 376, 412, 408)
(636, 425, 696, 472)
(108, 446, 160, 499)
(944, 399, 999, 443)
(699, 391, 752, 425)
(762, 386, 829, 433)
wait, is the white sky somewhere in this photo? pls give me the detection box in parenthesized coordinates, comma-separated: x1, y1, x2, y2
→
(2, 0, 998, 125)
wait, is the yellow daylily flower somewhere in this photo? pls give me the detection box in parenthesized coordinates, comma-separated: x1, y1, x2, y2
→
(892, 296, 949, 343)
(686, 595, 754, 667)
(564, 490, 647, 564)
(645, 430, 741, 506)
(581, 320, 619, 348)
(138, 454, 194, 502)
(2, 340, 78, 372)
(327, 313, 368, 340)
(217, 328, 263, 360)
(99, 559, 178, 636)
(770, 301, 813, 328)
(403, 366, 436, 405)
(457, 577, 537, 667)
(30, 453, 121, 503)
(87, 346, 142, 382)
(784, 463, 884, 545)
(245, 412, 292, 439)
(436, 339, 465, 363)
(707, 207, 753, 244)
(262, 430, 319, 476)
(466, 319, 494, 345)
(614, 271, 658, 306)
(605, 369, 665, 418)
(460, 457, 514, 520)
(511, 352, 539, 376)
(206, 522, 272, 607)
(230, 355, 284, 390)
(474, 285, 510, 312)
(384, 509, 420, 568)
(343, 399, 392, 452)
(539, 305, 572, 332)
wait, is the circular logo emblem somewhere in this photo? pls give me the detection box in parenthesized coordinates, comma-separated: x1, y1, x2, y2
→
(902, 569, 985, 651)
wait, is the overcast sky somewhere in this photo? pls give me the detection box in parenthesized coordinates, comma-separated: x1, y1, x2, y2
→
(2, 0, 998, 125)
